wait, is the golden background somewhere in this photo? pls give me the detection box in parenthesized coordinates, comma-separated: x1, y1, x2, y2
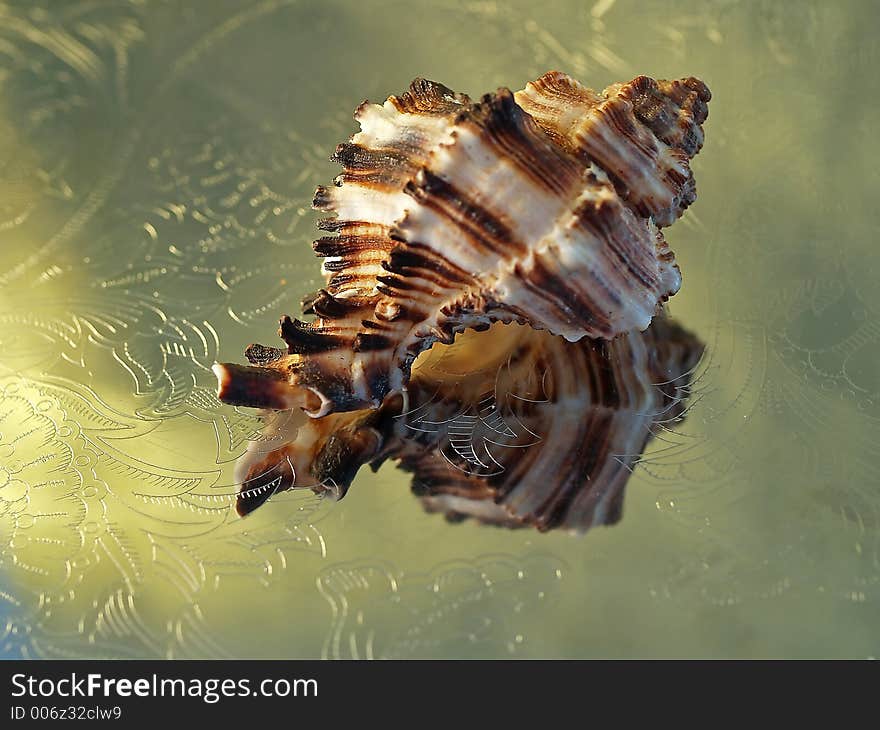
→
(0, 0, 878, 658)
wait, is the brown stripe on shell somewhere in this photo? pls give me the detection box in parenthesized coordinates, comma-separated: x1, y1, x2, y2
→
(570, 193, 658, 293)
(331, 142, 410, 172)
(385, 242, 477, 286)
(310, 78, 473, 321)
(388, 77, 471, 116)
(300, 289, 365, 319)
(316, 217, 371, 233)
(624, 76, 710, 155)
(312, 234, 392, 258)
(511, 71, 602, 144)
(244, 343, 285, 366)
(513, 254, 614, 337)
(278, 315, 347, 355)
(331, 142, 419, 189)
(516, 71, 710, 227)
(401, 169, 524, 259)
(460, 88, 584, 198)
(353, 332, 392, 352)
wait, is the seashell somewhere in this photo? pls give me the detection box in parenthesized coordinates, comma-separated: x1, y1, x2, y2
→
(233, 316, 704, 531)
(213, 71, 711, 419)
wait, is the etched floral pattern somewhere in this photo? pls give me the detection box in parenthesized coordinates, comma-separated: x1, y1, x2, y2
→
(0, 0, 877, 658)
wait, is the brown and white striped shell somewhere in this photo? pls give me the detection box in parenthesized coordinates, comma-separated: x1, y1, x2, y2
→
(213, 71, 711, 420)
(233, 316, 703, 531)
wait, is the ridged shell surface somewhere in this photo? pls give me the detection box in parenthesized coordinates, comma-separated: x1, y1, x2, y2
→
(214, 72, 711, 419)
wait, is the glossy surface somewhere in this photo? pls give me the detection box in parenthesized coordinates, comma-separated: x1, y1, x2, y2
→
(0, 0, 878, 658)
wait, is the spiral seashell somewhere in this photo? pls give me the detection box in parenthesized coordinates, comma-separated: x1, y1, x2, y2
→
(233, 316, 704, 531)
(213, 71, 711, 419)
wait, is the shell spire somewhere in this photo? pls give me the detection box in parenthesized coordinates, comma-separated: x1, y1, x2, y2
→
(214, 72, 711, 420)
(515, 72, 711, 226)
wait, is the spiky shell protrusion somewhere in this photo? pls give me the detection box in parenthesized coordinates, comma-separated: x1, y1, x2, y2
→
(214, 71, 711, 422)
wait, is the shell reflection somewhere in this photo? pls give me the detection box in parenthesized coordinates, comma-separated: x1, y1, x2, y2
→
(235, 316, 704, 532)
